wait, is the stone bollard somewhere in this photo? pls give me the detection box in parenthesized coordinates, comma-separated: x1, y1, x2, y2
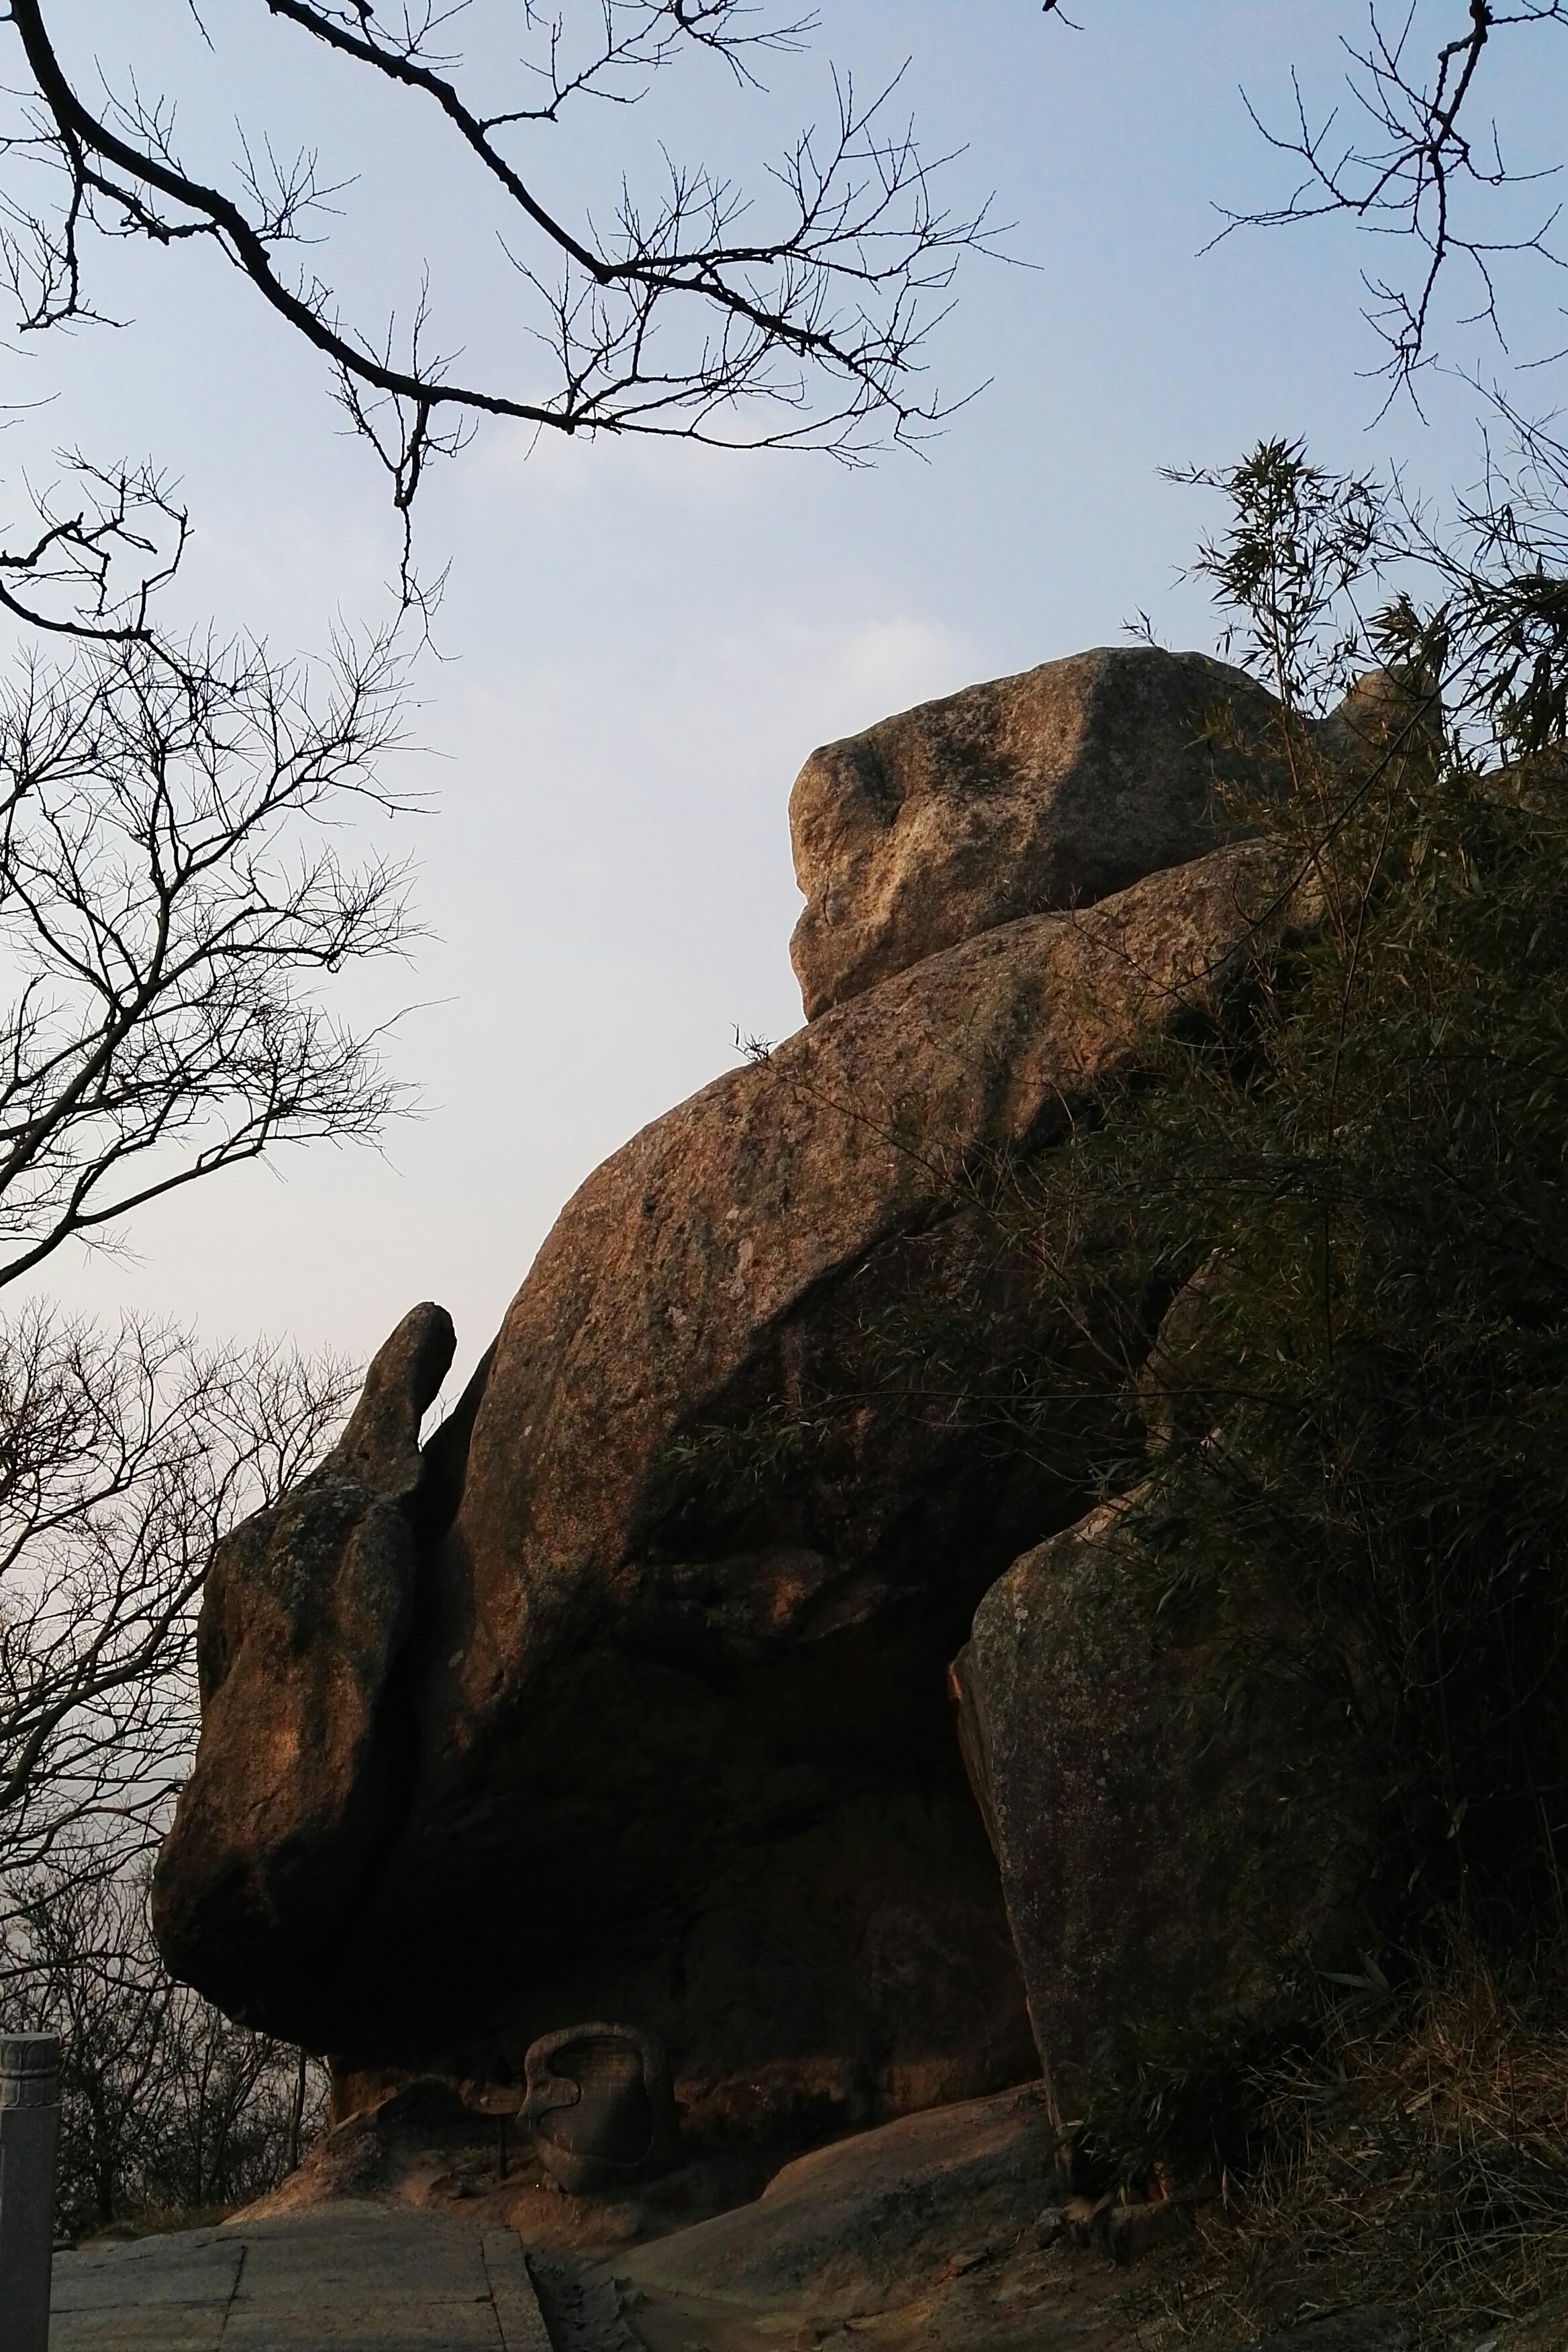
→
(0, 2033, 61, 2352)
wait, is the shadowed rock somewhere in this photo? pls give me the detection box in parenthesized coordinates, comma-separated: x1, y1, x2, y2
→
(152, 1304, 455, 2019)
(619, 2081, 1066, 2322)
(952, 1485, 1375, 2138)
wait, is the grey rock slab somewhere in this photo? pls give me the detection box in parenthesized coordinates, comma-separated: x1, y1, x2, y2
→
(46, 2204, 552, 2352)
(50, 2227, 244, 2351)
(221, 2206, 499, 2351)
(46, 2317, 241, 2352)
(482, 2230, 554, 2352)
(52, 2227, 243, 2312)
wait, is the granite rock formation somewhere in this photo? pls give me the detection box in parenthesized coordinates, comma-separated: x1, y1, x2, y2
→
(154, 647, 1320, 2147)
(152, 1304, 454, 2002)
(951, 1483, 1376, 2137)
(787, 644, 1282, 1020)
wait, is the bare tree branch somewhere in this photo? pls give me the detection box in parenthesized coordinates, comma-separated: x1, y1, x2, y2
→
(0, 1310, 355, 1888)
(0, 454, 415, 1901)
(0, 1, 995, 509)
(2, 1861, 330, 2228)
(0, 464, 417, 1288)
(1219, 3, 1568, 393)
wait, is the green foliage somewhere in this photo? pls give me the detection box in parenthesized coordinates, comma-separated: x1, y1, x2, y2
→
(1164, 438, 1384, 712)
(1069, 440, 1568, 1947)
(1002, 436, 1568, 2189)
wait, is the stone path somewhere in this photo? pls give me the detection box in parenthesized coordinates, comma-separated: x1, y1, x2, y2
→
(48, 2202, 552, 2352)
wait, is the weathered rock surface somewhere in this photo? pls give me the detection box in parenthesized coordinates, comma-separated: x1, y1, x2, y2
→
(787, 644, 1283, 1019)
(952, 1485, 1375, 2137)
(157, 837, 1294, 2133)
(151, 1304, 454, 2012)
(619, 2082, 1063, 2318)
(1316, 664, 1442, 779)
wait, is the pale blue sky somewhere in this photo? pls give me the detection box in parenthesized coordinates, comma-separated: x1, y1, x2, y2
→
(19, 3, 1568, 1403)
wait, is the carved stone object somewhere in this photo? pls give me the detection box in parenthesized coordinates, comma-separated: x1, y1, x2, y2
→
(522, 2024, 681, 2194)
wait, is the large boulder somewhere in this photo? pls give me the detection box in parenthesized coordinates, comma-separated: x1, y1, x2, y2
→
(787, 645, 1283, 1020)
(156, 838, 1294, 2139)
(951, 1486, 1377, 2144)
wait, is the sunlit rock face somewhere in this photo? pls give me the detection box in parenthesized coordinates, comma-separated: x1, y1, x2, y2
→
(787, 644, 1283, 1020)
(154, 648, 1300, 2145)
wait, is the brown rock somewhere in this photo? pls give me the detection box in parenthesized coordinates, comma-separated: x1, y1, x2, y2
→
(432, 840, 1284, 1741)
(618, 2082, 1061, 2319)
(787, 646, 1283, 1020)
(152, 1304, 454, 2016)
(953, 1485, 1375, 2140)
(157, 842, 1300, 2133)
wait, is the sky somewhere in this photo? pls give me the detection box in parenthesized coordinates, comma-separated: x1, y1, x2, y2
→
(14, 1, 1568, 1411)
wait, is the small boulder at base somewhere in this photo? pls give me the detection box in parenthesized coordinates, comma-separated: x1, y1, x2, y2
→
(787, 644, 1283, 1019)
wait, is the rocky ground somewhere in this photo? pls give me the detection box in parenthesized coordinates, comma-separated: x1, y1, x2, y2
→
(50, 2086, 1137, 2352)
(53, 2081, 1568, 2352)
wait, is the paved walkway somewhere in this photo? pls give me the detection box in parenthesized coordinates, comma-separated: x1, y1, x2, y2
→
(48, 2202, 553, 2352)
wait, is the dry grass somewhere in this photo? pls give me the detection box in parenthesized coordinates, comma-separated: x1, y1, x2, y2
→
(1129, 1947, 1568, 2349)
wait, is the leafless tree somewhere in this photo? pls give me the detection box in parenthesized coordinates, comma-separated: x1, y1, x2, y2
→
(1, 1861, 329, 2229)
(0, 444, 411, 1882)
(1216, 2, 1568, 394)
(0, 1309, 355, 1889)
(0, 3, 993, 523)
(0, 437, 409, 2193)
(1036, 3, 1568, 395)
(0, 466, 413, 1291)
